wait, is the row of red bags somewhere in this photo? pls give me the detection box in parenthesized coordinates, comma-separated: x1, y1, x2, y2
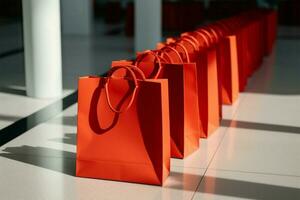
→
(76, 9, 277, 185)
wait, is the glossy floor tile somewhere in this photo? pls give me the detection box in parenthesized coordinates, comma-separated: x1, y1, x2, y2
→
(0, 104, 77, 151)
(0, 155, 204, 200)
(193, 169, 300, 200)
(0, 104, 205, 200)
(0, 88, 73, 130)
(209, 126, 300, 176)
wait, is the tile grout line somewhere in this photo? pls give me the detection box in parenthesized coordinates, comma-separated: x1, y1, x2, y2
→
(205, 168, 300, 178)
(177, 165, 300, 178)
(0, 71, 107, 147)
(0, 91, 78, 147)
(189, 92, 250, 200)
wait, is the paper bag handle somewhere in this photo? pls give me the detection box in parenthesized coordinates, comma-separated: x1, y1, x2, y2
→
(105, 66, 140, 113)
(194, 30, 211, 48)
(135, 50, 168, 79)
(160, 45, 184, 63)
(174, 42, 191, 63)
(181, 36, 199, 51)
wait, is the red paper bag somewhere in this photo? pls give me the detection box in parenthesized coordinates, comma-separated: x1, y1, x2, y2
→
(221, 35, 239, 104)
(184, 30, 223, 119)
(175, 34, 220, 138)
(76, 66, 170, 185)
(113, 51, 200, 159)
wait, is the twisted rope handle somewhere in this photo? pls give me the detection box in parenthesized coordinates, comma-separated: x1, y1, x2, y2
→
(105, 66, 140, 113)
(135, 50, 168, 79)
(203, 26, 219, 43)
(174, 42, 191, 63)
(123, 64, 147, 80)
(181, 34, 200, 50)
(156, 50, 173, 63)
(197, 29, 215, 45)
(207, 25, 224, 41)
(194, 30, 211, 48)
(181, 36, 199, 51)
(159, 45, 184, 63)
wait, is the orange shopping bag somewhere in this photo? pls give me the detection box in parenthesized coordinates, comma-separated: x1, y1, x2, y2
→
(264, 10, 277, 56)
(112, 50, 200, 159)
(193, 29, 223, 120)
(221, 34, 239, 104)
(201, 26, 225, 109)
(175, 33, 220, 138)
(208, 23, 239, 104)
(76, 66, 170, 185)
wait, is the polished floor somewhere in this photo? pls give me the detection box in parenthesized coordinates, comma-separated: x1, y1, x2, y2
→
(0, 24, 300, 199)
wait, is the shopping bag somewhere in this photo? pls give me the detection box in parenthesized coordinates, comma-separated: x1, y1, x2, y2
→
(236, 20, 249, 92)
(76, 66, 170, 185)
(112, 51, 200, 158)
(179, 32, 220, 138)
(221, 35, 239, 104)
(207, 23, 240, 104)
(264, 10, 277, 56)
(183, 30, 223, 119)
(201, 26, 224, 112)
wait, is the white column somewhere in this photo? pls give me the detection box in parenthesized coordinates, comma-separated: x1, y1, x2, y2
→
(22, 0, 62, 98)
(134, 0, 162, 52)
(61, 0, 93, 35)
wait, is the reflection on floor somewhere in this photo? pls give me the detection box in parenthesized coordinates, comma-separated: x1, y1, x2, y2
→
(0, 27, 300, 199)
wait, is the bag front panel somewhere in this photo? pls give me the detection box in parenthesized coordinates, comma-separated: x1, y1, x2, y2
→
(76, 77, 168, 185)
